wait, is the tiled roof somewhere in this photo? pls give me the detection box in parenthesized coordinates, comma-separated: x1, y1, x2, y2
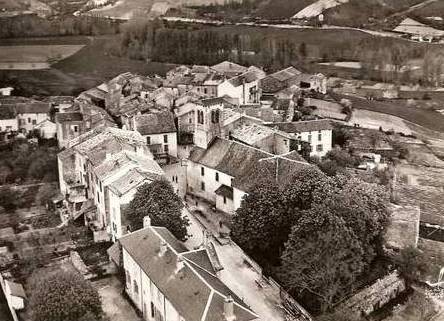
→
(230, 122, 275, 146)
(211, 61, 247, 76)
(215, 185, 233, 199)
(267, 120, 333, 133)
(94, 151, 163, 180)
(15, 102, 51, 114)
(55, 112, 83, 122)
(200, 97, 229, 107)
(189, 138, 271, 179)
(135, 111, 176, 135)
(0, 105, 16, 120)
(260, 76, 287, 93)
(119, 226, 257, 321)
(233, 151, 311, 193)
(6, 280, 26, 298)
(108, 168, 162, 196)
(228, 70, 260, 88)
(269, 66, 301, 82)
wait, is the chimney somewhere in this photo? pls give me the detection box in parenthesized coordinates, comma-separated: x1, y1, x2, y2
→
(143, 216, 151, 228)
(158, 240, 167, 257)
(175, 256, 185, 274)
(224, 296, 236, 321)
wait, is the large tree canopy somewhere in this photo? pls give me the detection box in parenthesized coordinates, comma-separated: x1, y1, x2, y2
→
(28, 270, 103, 321)
(230, 167, 390, 313)
(125, 179, 189, 241)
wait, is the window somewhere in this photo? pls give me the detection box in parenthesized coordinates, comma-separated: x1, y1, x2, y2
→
(164, 135, 168, 143)
(316, 144, 323, 152)
(32, 119, 36, 125)
(198, 110, 204, 124)
(201, 167, 205, 176)
(284, 139, 287, 146)
(151, 302, 155, 318)
(99, 181, 102, 192)
(97, 192, 100, 203)
(189, 118, 192, 124)
(28, 118, 31, 123)
(318, 131, 322, 141)
(125, 270, 131, 286)
(133, 280, 139, 295)
(204, 88, 208, 94)
(73, 125, 78, 133)
(146, 136, 151, 145)
(164, 145, 169, 153)
(223, 196, 227, 204)
(201, 182, 205, 191)
(215, 172, 219, 182)
(308, 134, 312, 143)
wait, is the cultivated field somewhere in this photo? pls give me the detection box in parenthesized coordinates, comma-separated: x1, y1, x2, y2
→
(0, 44, 85, 70)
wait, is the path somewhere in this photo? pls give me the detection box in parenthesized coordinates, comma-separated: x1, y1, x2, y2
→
(390, 0, 439, 18)
(182, 205, 287, 321)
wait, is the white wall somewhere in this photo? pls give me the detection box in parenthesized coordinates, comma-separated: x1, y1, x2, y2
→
(109, 186, 140, 241)
(299, 129, 332, 157)
(17, 113, 48, 133)
(186, 161, 233, 205)
(0, 119, 18, 132)
(233, 188, 247, 212)
(217, 80, 259, 105)
(145, 132, 178, 158)
(215, 194, 234, 214)
(123, 248, 183, 321)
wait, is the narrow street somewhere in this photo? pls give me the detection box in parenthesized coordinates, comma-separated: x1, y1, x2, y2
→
(182, 205, 287, 321)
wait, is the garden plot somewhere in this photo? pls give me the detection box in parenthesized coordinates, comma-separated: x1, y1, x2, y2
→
(0, 44, 85, 70)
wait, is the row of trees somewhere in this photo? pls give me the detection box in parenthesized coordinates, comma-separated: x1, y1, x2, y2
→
(110, 19, 311, 70)
(230, 167, 390, 313)
(0, 14, 119, 38)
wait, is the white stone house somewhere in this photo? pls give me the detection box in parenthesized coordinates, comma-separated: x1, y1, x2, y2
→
(131, 111, 178, 159)
(187, 137, 310, 214)
(4, 280, 26, 310)
(108, 226, 258, 321)
(267, 120, 333, 157)
(15, 102, 51, 134)
(0, 105, 18, 136)
(217, 70, 262, 105)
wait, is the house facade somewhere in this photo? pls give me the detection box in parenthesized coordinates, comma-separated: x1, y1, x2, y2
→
(217, 70, 261, 105)
(16, 102, 51, 133)
(131, 112, 178, 159)
(109, 226, 257, 321)
(267, 120, 333, 157)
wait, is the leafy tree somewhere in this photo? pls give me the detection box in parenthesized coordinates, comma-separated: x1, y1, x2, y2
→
(125, 179, 189, 241)
(28, 270, 103, 321)
(280, 204, 365, 312)
(395, 246, 429, 283)
(231, 182, 292, 265)
(0, 187, 18, 212)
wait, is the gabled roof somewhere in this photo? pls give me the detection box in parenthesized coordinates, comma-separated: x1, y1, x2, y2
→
(6, 280, 26, 298)
(108, 168, 162, 197)
(267, 120, 333, 133)
(118, 226, 257, 321)
(94, 150, 163, 181)
(215, 185, 233, 200)
(134, 111, 177, 135)
(269, 67, 301, 82)
(228, 70, 260, 88)
(189, 138, 272, 179)
(211, 61, 247, 77)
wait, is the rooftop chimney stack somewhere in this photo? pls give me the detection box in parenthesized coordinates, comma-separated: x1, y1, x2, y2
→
(158, 240, 167, 257)
(224, 296, 236, 321)
(143, 216, 151, 228)
(175, 256, 185, 274)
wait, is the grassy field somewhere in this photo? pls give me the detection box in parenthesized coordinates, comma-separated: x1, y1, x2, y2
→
(0, 44, 85, 70)
(0, 35, 175, 96)
(412, 1, 444, 17)
(336, 94, 444, 133)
